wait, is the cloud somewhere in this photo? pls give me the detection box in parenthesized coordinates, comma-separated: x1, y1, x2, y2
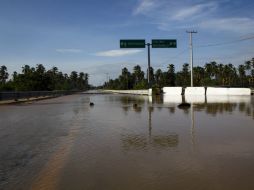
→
(132, 0, 254, 33)
(133, 0, 158, 15)
(95, 49, 143, 57)
(200, 18, 254, 33)
(171, 2, 217, 21)
(56, 49, 82, 53)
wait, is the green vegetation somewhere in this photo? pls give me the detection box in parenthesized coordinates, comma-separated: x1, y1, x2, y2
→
(0, 64, 89, 91)
(103, 58, 254, 89)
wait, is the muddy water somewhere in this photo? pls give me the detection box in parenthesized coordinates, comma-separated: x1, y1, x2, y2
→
(0, 94, 254, 190)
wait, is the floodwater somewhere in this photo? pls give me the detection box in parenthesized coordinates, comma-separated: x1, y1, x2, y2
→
(0, 93, 254, 190)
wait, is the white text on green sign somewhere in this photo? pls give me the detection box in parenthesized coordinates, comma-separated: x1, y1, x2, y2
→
(120, 40, 146, 48)
(152, 39, 177, 48)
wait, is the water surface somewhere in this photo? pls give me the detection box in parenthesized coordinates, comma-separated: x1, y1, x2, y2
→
(0, 94, 254, 190)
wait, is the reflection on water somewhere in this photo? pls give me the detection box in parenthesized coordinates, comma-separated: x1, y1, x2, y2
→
(119, 94, 254, 153)
(61, 94, 254, 190)
(185, 95, 205, 103)
(122, 134, 178, 151)
(163, 95, 182, 104)
(168, 107, 175, 114)
(2, 94, 253, 190)
(133, 105, 142, 113)
(112, 95, 250, 113)
(119, 94, 254, 121)
(119, 97, 179, 151)
(206, 95, 251, 103)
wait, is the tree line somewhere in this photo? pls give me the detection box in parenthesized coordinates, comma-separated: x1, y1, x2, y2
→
(103, 58, 254, 89)
(0, 64, 89, 91)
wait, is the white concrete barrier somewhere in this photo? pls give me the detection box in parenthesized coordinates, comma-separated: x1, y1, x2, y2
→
(163, 87, 182, 95)
(207, 87, 251, 95)
(185, 87, 205, 95)
(207, 87, 229, 95)
(228, 88, 251, 95)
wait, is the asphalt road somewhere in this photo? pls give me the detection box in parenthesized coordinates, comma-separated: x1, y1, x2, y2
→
(1, 94, 254, 190)
(0, 94, 91, 190)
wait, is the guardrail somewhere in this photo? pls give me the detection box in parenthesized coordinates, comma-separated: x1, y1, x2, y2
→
(0, 91, 79, 101)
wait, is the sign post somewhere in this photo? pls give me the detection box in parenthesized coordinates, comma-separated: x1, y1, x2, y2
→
(120, 39, 177, 88)
(147, 43, 151, 86)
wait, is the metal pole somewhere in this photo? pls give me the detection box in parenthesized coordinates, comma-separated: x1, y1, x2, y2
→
(187, 31, 197, 87)
(190, 32, 193, 87)
(147, 43, 151, 88)
(148, 107, 152, 139)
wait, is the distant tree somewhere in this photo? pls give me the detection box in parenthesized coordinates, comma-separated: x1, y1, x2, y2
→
(217, 63, 224, 85)
(193, 66, 205, 86)
(155, 69, 163, 87)
(119, 67, 131, 89)
(77, 72, 89, 90)
(133, 65, 145, 86)
(238, 64, 246, 87)
(180, 63, 190, 86)
(0, 65, 9, 84)
(12, 71, 18, 80)
(102, 59, 254, 89)
(167, 64, 175, 86)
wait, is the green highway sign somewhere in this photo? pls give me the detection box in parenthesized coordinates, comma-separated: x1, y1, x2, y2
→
(120, 39, 146, 48)
(152, 39, 177, 48)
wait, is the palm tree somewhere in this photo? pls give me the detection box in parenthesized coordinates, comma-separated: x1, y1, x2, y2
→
(193, 66, 205, 86)
(217, 63, 224, 85)
(133, 65, 144, 85)
(52, 66, 58, 75)
(120, 67, 131, 89)
(204, 63, 213, 78)
(155, 69, 163, 86)
(36, 64, 46, 75)
(22, 65, 32, 74)
(0, 65, 9, 84)
(12, 71, 18, 80)
(182, 63, 190, 86)
(204, 62, 218, 84)
(167, 64, 175, 86)
(238, 64, 246, 87)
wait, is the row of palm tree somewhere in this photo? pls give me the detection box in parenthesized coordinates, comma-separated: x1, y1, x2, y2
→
(0, 64, 89, 91)
(103, 58, 254, 89)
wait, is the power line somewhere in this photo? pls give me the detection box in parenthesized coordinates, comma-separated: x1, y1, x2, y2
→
(197, 35, 254, 48)
(156, 48, 189, 68)
(156, 34, 254, 69)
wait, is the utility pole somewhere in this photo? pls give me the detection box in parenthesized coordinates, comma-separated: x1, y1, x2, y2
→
(186, 31, 197, 87)
(105, 73, 109, 83)
(147, 43, 151, 88)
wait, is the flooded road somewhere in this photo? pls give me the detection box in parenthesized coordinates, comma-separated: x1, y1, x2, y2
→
(0, 94, 254, 190)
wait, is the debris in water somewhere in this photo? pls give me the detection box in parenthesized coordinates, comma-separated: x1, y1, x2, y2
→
(177, 103, 191, 109)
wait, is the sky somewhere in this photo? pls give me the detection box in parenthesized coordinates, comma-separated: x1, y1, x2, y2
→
(0, 0, 254, 85)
